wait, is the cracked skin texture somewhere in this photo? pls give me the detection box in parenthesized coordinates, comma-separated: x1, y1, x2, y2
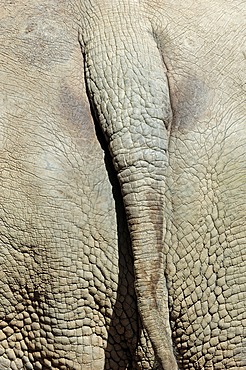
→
(0, 0, 245, 369)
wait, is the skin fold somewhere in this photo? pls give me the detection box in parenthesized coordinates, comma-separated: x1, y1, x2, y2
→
(0, 0, 245, 369)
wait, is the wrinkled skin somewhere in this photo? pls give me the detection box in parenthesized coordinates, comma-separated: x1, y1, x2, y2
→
(0, 1, 245, 369)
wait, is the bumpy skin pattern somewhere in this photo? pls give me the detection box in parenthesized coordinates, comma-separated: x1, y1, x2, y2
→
(0, 1, 245, 370)
(80, 0, 246, 369)
(0, 1, 157, 369)
(80, 1, 177, 368)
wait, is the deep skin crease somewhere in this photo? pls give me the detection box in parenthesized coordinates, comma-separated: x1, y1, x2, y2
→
(0, 0, 246, 369)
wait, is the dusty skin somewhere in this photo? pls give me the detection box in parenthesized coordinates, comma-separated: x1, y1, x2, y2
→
(0, 1, 245, 369)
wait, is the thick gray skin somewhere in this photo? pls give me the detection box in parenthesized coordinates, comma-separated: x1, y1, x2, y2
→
(82, 0, 246, 369)
(0, 2, 155, 369)
(1, 1, 246, 369)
